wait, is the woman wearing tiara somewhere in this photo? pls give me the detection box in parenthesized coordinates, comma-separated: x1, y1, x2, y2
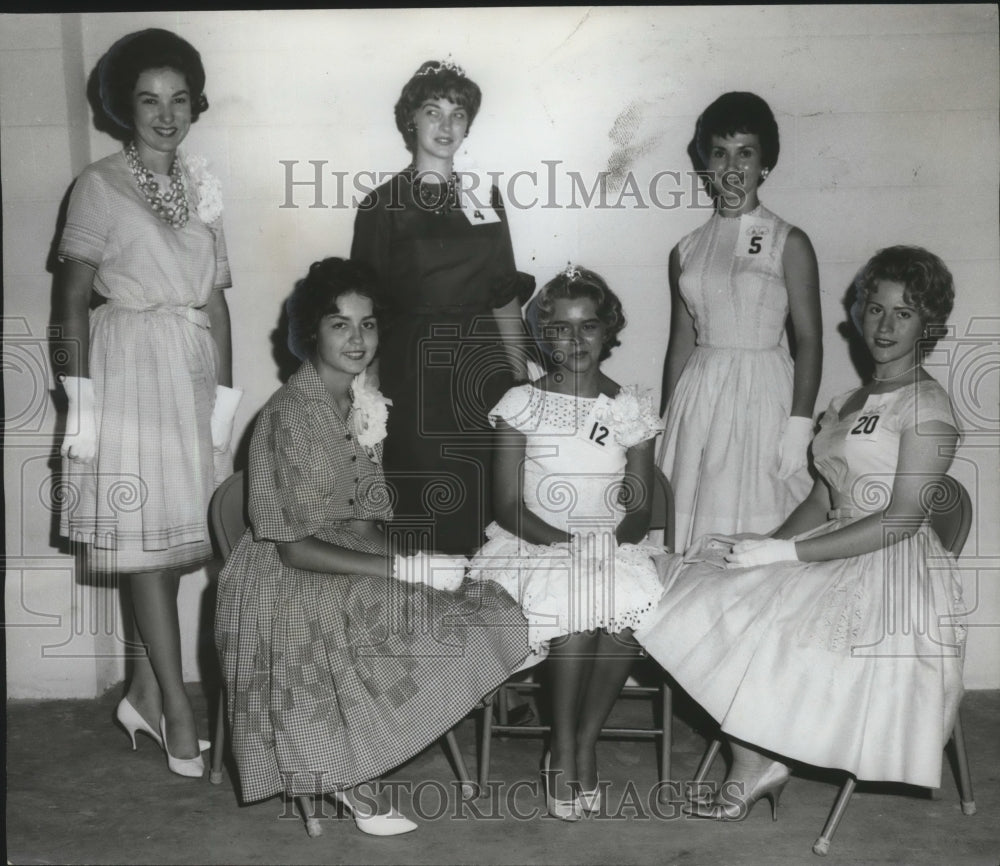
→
(469, 265, 664, 821)
(658, 92, 822, 551)
(351, 59, 531, 556)
(52, 29, 239, 778)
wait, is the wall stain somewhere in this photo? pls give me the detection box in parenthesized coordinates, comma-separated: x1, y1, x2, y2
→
(605, 100, 660, 192)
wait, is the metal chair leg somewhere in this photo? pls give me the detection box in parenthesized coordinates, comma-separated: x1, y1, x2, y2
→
(951, 710, 977, 815)
(478, 695, 496, 792)
(693, 737, 722, 784)
(813, 775, 856, 856)
(444, 729, 476, 798)
(210, 685, 226, 785)
(497, 683, 509, 725)
(657, 683, 672, 803)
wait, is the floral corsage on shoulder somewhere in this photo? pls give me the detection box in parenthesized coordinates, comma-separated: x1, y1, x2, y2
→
(594, 385, 664, 448)
(351, 370, 392, 463)
(182, 153, 224, 227)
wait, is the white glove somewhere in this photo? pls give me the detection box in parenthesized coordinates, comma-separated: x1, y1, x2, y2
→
(211, 385, 243, 452)
(777, 415, 813, 479)
(725, 538, 798, 568)
(393, 552, 469, 592)
(59, 375, 97, 464)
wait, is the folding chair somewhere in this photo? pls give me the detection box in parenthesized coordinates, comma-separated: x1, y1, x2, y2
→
(476, 467, 676, 799)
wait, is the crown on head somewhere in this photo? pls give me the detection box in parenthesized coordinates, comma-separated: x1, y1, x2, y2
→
(561, 262, 582, 281)
(415, 57, 466, 78)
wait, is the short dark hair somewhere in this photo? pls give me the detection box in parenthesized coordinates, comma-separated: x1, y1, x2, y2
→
(285, 258, 381, 361)
(526, 266, 626, 363)
(851, 246, 955, 344)
(98, 29, 209, 130)
(694, 91, 780, 176)
(394, 60, 482, 154)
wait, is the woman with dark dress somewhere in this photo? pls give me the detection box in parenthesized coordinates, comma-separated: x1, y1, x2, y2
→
(351, 59, 530, 556)
(215, 258, 529, 836)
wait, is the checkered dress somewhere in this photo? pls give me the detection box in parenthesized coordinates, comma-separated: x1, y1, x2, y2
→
(57, 151, 232, 571)
(215, 362, 529, 802)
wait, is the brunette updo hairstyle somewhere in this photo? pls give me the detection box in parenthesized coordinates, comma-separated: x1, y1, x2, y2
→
(98, 29, 209, 131)
(693, 91, 780, 177)
(526, 266, 626, 364)
(285, 258, 381, 361)
(850, 246, 955, 349)
(394, 60, 482, 154)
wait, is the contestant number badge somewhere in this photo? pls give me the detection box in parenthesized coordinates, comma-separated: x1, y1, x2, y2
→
(736, 214, 774, 258)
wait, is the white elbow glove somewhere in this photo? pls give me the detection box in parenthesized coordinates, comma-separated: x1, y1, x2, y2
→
(725, 538, 799, 568)
(211, 385, 243, 452)
(59, 375, 98, 464)
(393, 552, 469, 592)
(777, 415, 813, 479)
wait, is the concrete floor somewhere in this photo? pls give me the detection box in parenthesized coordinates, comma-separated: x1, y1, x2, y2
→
(6, 683, 998, 865)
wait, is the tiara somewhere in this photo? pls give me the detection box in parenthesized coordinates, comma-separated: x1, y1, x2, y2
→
(415, 57, 466, 78)
(561, 262, 581, 281)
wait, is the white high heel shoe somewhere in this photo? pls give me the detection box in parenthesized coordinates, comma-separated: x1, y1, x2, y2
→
(116, 697, 210, 753)
(333, 791, 417, 836)
(159, 715, 206, 778)
(543, 753, 581, 821)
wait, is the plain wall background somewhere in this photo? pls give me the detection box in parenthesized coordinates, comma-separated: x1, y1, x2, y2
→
(3, 6, 998, 696)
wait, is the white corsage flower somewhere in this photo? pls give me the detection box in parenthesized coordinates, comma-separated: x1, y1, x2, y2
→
(183, 154, 224, 226)
(596, 385, 664, 448)
(351, 370, 392, 462)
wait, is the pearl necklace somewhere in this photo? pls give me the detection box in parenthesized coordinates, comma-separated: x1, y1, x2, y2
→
(871, 362, 920, 382)
(124, 141, 189, 229)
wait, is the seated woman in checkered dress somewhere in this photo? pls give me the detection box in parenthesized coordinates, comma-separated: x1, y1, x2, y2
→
(215, 257, 529, 835)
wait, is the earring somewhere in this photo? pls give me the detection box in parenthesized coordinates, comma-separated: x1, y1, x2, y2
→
(760, 167, 770, 180)
(406, 122, 416, 133)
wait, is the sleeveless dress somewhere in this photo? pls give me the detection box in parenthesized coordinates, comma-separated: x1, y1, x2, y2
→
(57, 150, 231, 571)
(468, 384, 665, 653)
(637, 378, 966, 788)
(659, 204, 812, 551)
(351, 172, 523, 555)
(215, 361, 530, 802)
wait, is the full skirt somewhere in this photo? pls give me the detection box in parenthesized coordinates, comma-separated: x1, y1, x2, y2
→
(635, 521, 966, 788)
(216, 525, 530, 802)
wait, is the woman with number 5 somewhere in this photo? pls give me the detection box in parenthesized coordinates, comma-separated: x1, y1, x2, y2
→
(637, 246, 966, 821)
(658, 92, 822, 551)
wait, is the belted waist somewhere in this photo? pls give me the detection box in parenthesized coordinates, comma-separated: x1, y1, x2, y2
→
(106, 299, 210, 329)
(695, 343, 782, 352)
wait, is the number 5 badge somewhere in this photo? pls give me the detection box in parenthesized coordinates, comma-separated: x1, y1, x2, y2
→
(736, 214, 774, 258)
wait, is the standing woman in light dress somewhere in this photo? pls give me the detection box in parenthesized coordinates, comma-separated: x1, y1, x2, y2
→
(659, 92, 822, 550)
(52, 29, 240, 778)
